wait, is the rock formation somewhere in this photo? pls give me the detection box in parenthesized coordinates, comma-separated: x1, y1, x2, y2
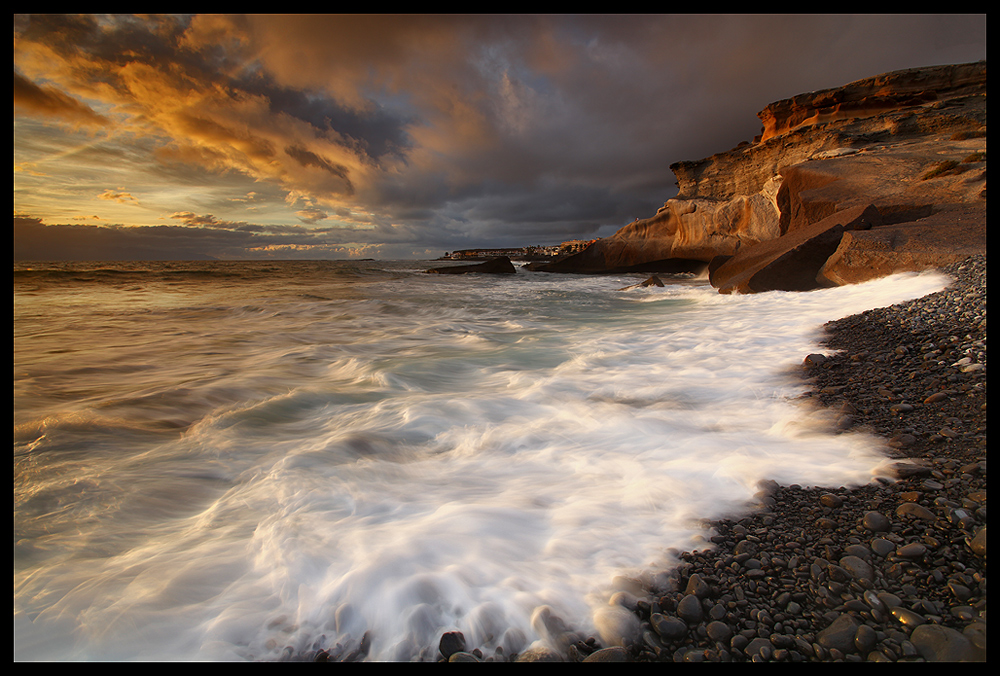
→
(619, 274, 666, 291)
(425, 256, 517, 274)
(534, 61, 986, 293)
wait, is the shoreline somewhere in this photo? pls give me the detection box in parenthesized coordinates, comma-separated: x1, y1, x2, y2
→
(573, 254, 986, 663)
(425, 255, 986, 663)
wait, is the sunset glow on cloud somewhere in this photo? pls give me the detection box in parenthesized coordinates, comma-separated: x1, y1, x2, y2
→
(14, 14, 986, 260)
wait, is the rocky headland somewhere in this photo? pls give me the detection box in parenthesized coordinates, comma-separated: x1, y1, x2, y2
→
(433, 62, 988, 664)
(313, 63, 987, 663)
(530, 61, 986, 294)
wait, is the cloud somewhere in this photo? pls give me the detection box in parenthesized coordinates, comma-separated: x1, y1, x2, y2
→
(13, 14, 987, 259)
(295, 207, 329, 225)
(13, 70, 109, 128)
(98, 188, 138, 203)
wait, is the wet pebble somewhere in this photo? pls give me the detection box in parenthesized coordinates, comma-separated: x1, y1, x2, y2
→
(428, 257, 987, 664)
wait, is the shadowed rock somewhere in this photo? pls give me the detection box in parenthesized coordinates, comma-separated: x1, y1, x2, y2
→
(710, 204, 881, 294)
(425, 256, 516, 274)
(619, 275, 665, 290)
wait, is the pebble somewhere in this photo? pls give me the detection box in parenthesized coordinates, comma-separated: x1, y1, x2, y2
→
(909, 624, 978, 661)
(379, 257, 988, 664)
(862, 511, 891, 532)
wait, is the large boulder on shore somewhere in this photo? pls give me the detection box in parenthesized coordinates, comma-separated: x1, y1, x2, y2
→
(425, 256, 517, 274)
(709, 204, 882, 294)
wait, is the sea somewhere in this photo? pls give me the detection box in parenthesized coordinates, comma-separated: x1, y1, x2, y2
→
(13, 259, 950, 661)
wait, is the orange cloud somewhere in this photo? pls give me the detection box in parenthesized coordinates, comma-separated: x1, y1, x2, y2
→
(13, 71, 109, 128)
(14, 15, 380, 215)
(98, 189, 138, 203)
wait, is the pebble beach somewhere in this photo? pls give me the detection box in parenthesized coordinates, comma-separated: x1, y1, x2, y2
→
(428, 255, 987, 663)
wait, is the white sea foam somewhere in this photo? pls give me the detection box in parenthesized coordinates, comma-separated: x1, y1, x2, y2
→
(14, 262, 949, 661)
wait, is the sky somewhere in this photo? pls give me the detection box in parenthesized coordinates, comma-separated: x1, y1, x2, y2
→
(13, 14, 987, 261)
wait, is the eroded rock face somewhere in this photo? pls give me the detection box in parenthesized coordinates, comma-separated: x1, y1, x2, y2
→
(540, 61, 986, 292)
(710, 204, 882, 294)
(757, 61, 987, 143)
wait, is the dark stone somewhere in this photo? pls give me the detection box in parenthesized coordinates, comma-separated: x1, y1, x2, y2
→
(895, 503, 936, 521)
(582, 646, 630, 662)
(817, 614, 859, 654)
(425, 256, 516, 274)
(439, 630, 466, 658)
(861, 511, 891, 532)
(838, 555, 874, 582)
(619, 274, 666, 290)
(676, 594, 704, 624)
(651, 613, 688, 641)
(910, 624, 977, 662)
(685, 573, 711, 598)
(711, 204, 881, 294)
(706, 621, 733, 643)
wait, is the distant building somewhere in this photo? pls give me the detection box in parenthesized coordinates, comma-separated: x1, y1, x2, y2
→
(559, 239, 597, 254)
(443, 239, 594, 260)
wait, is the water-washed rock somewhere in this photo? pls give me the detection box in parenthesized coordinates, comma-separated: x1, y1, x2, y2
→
(582, 646, 630, 662)
(675, 594, 704, 624)
(425, 256, 517, 274)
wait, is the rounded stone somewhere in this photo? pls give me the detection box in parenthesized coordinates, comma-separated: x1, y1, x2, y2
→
(582, 646, 630, 662)
(968, 527, 986, 557)
(514, 646, 563, 662)
(947, 581, 972, 602)
(838, 555, 874, 582)
(685, 573, 711, 599)
(896, 543, 927, 559)
(820, 493, 843, 508)
(676, 594, 704, 624)
(439, 631, 467, 658)
(862, 511, 891, 532)
(817, 614, 859, 654)
(651, 613, 688, 641)
(910, 624, 977, 662)
(448, 652, 481, 662)
(706, 621, 733, 644)
(744, 638, 772, 660)
(896, 503, 936, 521)
(843, 544, 871, 560)
(854, 624, 877, 654)
(890, 607, 926, 628)
(870, 538, 896, 557)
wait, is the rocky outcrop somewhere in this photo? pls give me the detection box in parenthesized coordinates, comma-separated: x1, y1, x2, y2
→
(425, 256, 517, 274)
(756, 61, 988, 143)
(709, 204, 881, 294)
(619, 275, 665, 291)
(538, 61, 986, 292)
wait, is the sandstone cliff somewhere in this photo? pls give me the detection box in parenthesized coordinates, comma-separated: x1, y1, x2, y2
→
(533, 61, 986, 292)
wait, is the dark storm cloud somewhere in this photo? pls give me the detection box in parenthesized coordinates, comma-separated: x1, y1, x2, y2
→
(13, 71, 109, 127)
(284, 145, 354, 194)
(13, 14, 987, 259)
(235, 70, 414, 162)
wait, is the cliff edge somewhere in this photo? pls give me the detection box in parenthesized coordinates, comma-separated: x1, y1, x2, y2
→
(532, 61, 986, 293)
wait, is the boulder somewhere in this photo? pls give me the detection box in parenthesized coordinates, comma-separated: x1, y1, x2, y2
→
(710, 204, 881, 294)
(619, 275, 665, 290)
(425, 256, 517, 274)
